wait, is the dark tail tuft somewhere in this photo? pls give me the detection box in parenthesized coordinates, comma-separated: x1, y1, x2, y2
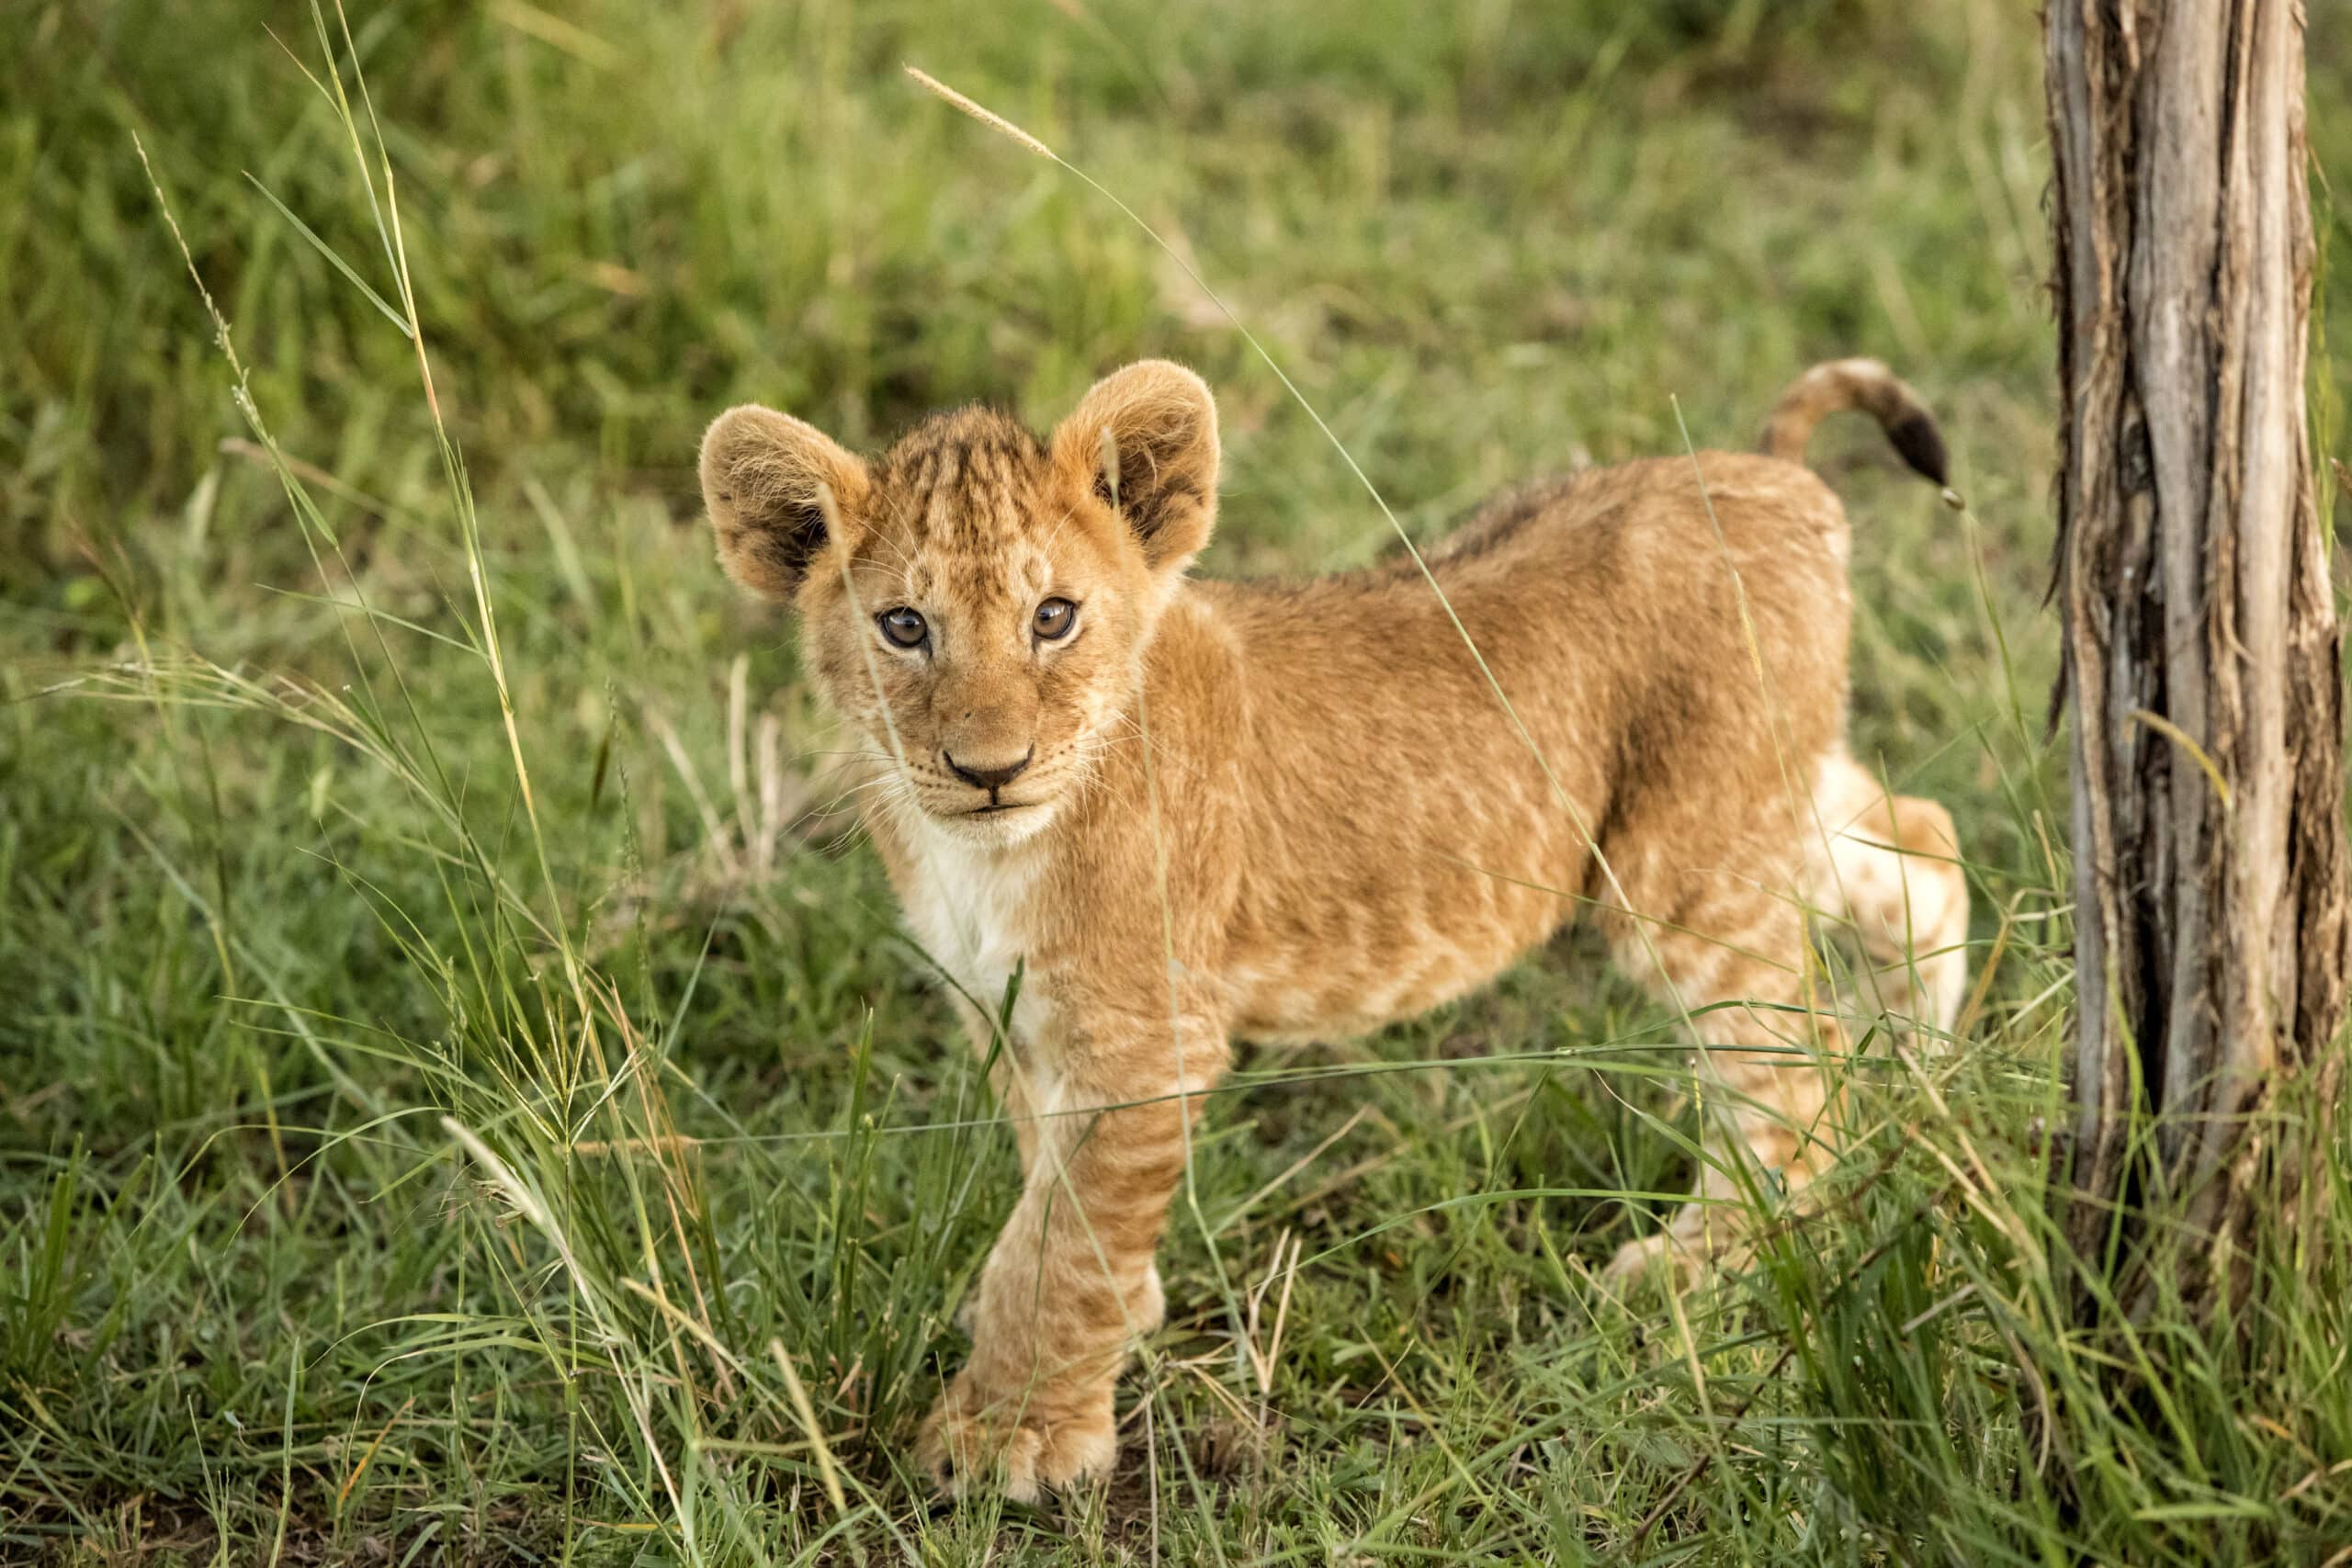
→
(1884, 410, 1950, 488)
(1761, 358, 1961, 506)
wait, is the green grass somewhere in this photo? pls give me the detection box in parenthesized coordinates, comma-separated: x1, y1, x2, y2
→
(6, 0, 2352, 1561)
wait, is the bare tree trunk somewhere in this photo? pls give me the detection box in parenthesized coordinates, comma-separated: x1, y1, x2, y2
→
(2045, 0, 2348, 1315)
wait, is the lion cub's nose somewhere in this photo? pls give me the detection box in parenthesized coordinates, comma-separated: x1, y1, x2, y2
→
(944, 748, 1033, 792)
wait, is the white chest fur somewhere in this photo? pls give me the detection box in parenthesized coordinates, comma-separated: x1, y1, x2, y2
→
(899, 822, 1046, 1038)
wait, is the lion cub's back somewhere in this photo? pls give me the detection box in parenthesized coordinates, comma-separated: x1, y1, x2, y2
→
(1205, 452, 1856, 1040)
(1435, 452, 1849, 594)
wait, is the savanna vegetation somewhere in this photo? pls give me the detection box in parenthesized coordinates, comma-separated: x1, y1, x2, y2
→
(6, 0, 2351, 1561)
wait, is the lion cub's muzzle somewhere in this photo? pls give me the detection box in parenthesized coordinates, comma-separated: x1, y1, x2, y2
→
(943, 746, 1035, 812)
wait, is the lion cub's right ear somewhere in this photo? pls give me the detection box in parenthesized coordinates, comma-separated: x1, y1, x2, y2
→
(699, 405, 869, 602)
(1053, 361, 1220, 580)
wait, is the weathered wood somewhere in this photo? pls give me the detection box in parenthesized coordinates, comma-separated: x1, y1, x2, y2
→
(2044, 0, 2347, 1314)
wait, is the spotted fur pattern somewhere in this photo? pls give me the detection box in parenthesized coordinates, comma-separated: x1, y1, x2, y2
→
(701, 359, 1971, 1499)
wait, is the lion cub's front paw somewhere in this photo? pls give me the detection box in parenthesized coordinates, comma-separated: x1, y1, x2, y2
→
(917, 1377, 1118, 1503)
(1601, 1202, 1757, 1292)
(1602, 1230, 1704, 1292)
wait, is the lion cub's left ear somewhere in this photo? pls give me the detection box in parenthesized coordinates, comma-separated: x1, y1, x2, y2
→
(700, 405, 869, 604)
(1052, 361, 1220, 578)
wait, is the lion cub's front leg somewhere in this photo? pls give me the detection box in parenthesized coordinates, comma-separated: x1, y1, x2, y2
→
(921, 1019, 1227, 1501)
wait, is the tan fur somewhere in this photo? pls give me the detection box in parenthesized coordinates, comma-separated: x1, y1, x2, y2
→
(700, 359, 1971, 1499)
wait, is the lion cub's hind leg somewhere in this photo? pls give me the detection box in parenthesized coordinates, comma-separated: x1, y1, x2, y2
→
(1596, 762, 1973, 1289)
(1593, 826, 1842, 1287)
(1804, 753, 1971, 1043)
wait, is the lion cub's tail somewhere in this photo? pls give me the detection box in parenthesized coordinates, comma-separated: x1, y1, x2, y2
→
(1759, 358, 1961, 507)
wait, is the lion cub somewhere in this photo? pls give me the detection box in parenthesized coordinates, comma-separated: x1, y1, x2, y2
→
(700, 357, 1969, 1499)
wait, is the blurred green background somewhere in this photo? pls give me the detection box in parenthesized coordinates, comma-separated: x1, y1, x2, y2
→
(5, 0, 2350, 1562)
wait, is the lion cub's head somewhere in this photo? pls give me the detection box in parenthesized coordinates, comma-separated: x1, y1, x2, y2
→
(701, 361, 1218, 846)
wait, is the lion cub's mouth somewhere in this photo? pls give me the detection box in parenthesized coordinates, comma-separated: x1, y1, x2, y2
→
(965, 802, 1031, 817)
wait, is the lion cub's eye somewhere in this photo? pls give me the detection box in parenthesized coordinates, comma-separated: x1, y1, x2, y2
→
(1033, 598, 1078, 641)
(877, 606, 929, 649)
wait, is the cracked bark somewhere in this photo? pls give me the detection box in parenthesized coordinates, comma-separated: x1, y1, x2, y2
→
(2045, 0, 2347, 1318)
